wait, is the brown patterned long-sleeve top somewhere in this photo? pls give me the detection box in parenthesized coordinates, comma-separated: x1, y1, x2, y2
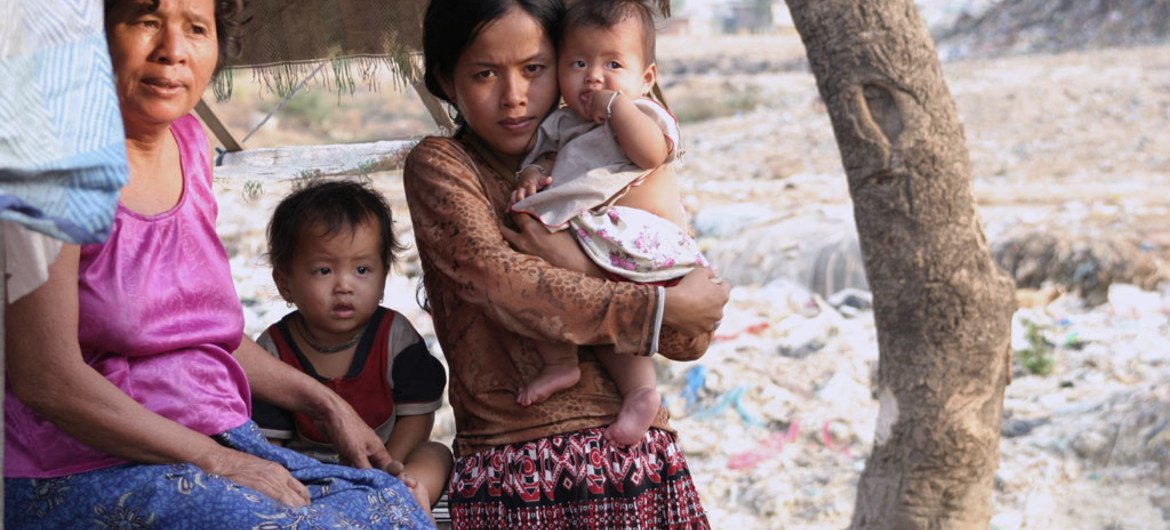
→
(403, 135, 712, 457)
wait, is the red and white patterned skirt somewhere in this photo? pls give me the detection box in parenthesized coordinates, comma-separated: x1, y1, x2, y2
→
(448, 427, 710, 530)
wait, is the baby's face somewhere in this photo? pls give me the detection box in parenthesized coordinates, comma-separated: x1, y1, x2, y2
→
(557, 15, 656, 119)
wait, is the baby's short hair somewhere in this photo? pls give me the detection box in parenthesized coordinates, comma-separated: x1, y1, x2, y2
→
(564, 0, 658, 65)
(267, 179, 401, 274)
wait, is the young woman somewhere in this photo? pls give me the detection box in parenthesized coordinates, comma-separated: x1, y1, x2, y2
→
(405, 1, 730, 527)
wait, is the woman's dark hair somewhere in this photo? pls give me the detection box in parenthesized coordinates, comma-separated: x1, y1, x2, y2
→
(422, 0, 565, 104)
(267, 179, 402, 275)
(104, 0, 247, 74)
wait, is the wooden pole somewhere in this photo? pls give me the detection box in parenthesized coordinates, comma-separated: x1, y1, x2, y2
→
(195, 99, 244, 153)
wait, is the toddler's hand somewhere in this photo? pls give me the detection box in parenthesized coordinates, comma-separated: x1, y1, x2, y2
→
(398, 472, 435, 521)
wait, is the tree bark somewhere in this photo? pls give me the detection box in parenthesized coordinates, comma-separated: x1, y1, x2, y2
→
(784, 2, 1017, 528)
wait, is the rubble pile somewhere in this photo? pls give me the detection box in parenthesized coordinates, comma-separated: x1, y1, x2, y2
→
(936, 0, 1170, 59)
(993, 229, 1167, 306)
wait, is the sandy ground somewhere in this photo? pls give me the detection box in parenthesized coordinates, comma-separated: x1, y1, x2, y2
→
(213, 33, 1170, 529)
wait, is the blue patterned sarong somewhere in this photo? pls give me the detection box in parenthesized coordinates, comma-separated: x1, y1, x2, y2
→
(5, 421, 435, 529)
(0, 1, 128, 244)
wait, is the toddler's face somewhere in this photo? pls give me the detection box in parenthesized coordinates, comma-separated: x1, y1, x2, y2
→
(275, 219, 386, 343)
(557, 15, 656, 119)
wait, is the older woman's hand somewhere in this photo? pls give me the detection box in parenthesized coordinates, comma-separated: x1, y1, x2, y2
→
(316, 394, 403, 475)
(233, 338, 402, 475)
(201, 447, 311, 506)
(663, 267, 731, 336)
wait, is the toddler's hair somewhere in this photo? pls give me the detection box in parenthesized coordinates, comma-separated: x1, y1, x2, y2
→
(564, 0, 657, 65)
(267, 179, 401, 274)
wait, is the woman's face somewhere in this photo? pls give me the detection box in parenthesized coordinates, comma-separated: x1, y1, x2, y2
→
(107, 0, 219, 135)
(440, 7, 559, 168)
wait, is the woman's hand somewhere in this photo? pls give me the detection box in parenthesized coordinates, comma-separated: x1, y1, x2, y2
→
(315, 393, 404, 474)
(199, 446, 310, 506)
(234, 338, 401, 474)
(663, 267, 731, 336)
(502, 213, 606, 277)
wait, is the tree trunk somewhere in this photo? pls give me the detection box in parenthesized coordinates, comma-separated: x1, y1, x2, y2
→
(784, 2, 1017, 528)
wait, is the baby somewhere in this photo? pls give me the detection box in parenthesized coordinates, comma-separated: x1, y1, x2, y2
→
(251, 180, 453, 511)
(510, 0, 707, 446)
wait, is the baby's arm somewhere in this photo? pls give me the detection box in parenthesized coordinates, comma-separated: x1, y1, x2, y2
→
(593, 90, 670, 169)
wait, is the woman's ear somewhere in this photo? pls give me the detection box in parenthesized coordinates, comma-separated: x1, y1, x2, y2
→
(641, 63, 658, 97)
(438, 74, 456, 107)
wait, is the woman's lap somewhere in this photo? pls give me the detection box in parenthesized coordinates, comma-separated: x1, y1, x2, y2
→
(448, 427, 709, 530)
(5, 421, 433, 529)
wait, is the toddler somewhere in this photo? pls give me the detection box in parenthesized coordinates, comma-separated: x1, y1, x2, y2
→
(252, 180, 453, 510)
(510, 0, 707, 446)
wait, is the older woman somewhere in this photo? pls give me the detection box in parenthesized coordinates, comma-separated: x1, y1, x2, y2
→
(404, 0, 730, 528)
(4, 0, 432, 527)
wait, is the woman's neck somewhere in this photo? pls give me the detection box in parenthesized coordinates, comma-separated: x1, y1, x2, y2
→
(124, 123, 175, 175)
(462, 130, 522, 185)
(120, 122, 184, 215)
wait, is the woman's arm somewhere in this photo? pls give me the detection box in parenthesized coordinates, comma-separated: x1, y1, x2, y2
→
(405, 139, 728, 357)
(504, 206, 730, 361)
(6, 246, 310, 506)
(405, 139, 657, 354)
(503, 213, 607, 278)
(233, 337, 402, 473)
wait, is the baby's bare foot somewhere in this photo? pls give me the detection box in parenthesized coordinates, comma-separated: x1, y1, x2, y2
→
(517, 364, 581, 406)
(605, 387, 660, 447)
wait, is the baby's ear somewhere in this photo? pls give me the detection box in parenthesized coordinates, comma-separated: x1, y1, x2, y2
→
(642, 62, 658, 96)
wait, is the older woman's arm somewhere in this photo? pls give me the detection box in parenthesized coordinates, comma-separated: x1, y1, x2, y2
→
(6, 246, 310, 506)
(404, 138, 728, 359)
(233, 337, 401, 473)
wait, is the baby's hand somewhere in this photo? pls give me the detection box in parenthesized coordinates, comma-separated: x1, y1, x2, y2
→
(510, 165, 552, 205)
(589, 89, 621, 124)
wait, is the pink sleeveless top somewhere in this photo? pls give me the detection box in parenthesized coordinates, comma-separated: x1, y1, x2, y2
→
(4, 114, 252, 478)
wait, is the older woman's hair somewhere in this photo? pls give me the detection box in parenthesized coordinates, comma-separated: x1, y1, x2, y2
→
(104, 0, 247, 73)
(422, 0, 565, 104)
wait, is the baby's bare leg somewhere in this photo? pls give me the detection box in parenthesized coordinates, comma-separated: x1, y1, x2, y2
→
(597, 351, 660, 447)
(517, 342, 581, 406)
(403, 440, 454, 508)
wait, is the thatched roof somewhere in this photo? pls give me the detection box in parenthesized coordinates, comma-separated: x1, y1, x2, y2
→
(215, 0, 672, 100)
(214, 0, 427, 99)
